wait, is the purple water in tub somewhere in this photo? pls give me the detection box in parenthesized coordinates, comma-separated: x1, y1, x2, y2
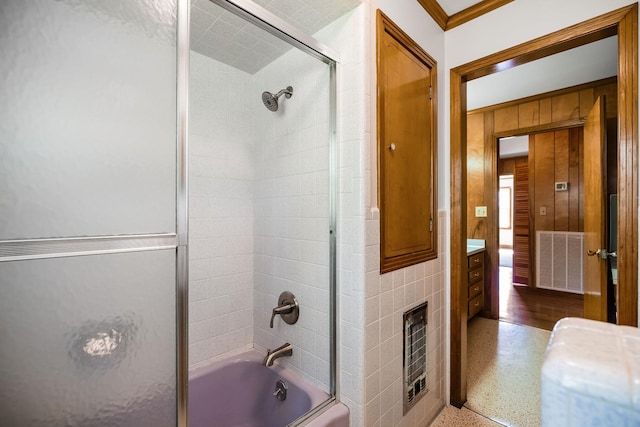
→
(189, 350, 330, 427)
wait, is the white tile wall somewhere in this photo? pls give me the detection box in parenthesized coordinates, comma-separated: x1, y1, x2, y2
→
(363, 210, 447, 427)
(188, 23, 337, 391)
(188, 52, 255, 370)
(316, 4, 370, 425)
(252, 45, 333, 392)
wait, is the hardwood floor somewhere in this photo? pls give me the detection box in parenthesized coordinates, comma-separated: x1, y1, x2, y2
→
(499, 267, 584, 331)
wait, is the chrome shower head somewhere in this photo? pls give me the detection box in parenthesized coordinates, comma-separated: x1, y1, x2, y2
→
(261, 86, 293, 112)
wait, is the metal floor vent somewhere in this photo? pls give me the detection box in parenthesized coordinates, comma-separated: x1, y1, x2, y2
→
(403, 301, 428, 414)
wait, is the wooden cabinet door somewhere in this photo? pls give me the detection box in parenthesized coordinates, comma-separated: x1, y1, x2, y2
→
(377, 11, 437, 273)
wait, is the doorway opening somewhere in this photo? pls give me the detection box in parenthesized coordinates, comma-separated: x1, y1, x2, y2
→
(496, 131, 588, 330)
(450, 4, 638, 408)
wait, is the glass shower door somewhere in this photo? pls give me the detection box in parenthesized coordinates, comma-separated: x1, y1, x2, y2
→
(0, 1, 186, 425)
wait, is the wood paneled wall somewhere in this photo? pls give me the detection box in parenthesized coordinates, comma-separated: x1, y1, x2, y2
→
(467, 77, 617, 298)
(529, 128, 584, 232)
(479, 77, 618, 135)
(467, 112, 488, 239)
(499, 156, 528, 176)
(467, 77, 616, 240)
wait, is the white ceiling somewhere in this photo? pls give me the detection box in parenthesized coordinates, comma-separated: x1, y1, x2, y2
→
(499, 136, 529, 159)
(190, 0, 361, 74)
(467, 36, 618, 110)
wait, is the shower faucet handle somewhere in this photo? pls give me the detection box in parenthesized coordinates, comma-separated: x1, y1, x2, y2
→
(269, 291, 299, 328)
(269, 304, 294, 328)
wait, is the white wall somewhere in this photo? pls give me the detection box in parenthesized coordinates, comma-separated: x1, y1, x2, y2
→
(443, 0, 640, 325)
(316, 0, 449, 425)
(445, 0, 635, 69)
(188, 52, 255, 369)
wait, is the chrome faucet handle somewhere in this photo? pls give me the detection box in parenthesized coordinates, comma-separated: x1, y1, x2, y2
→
(269, 291, 299, 328)
(270, 303, 295, 328)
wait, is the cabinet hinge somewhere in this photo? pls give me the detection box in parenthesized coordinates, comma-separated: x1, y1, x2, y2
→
(429, 86, 433, 100)
(429, 218, 433, 232)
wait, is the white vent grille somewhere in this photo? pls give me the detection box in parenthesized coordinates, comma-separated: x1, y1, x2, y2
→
(536, 231, 584, 294)
(403, 302, 428, 414)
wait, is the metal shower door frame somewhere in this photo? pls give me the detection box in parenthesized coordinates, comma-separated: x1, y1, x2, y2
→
(199, 1, 340, 425)
(176, 0, 190, 426)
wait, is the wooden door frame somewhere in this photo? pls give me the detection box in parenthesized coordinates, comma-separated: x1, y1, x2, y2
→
(449, 4, 638, 407)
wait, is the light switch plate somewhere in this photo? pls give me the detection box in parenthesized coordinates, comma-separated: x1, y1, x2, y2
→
(475, 206, 487, 217)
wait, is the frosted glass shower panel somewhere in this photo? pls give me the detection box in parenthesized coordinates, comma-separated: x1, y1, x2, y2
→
(0, 0, 178, 239)
(0, 250, 177, 426)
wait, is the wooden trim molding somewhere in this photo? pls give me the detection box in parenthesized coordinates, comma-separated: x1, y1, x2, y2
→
(417, 0, 513, 31)
(447, 0, 513, 30)
(449, 72, 467, 408)
(468, 77, 618, 115)
(450, 3, 638, 408)
(493, 119, 585, 138)
(616, 4, 639, 326)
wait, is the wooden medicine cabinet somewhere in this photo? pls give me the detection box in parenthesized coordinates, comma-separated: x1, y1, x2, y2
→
(377, 10, 438, 273)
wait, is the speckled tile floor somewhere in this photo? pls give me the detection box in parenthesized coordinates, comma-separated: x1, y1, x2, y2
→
(431, 406, 503, 427)
(430, 405, 505, 426)
(430, 317, 551, 427)
(464, 317, 550, 427)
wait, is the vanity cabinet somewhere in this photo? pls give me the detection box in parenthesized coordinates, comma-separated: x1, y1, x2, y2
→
(467, 251, 484, 319)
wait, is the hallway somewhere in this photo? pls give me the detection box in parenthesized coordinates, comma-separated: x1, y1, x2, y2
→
(499, 266, 584, 331)
(432, 318, 550, 426)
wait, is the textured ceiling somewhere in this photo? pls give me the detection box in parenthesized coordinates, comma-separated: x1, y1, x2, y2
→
(190, 0, 361, 74)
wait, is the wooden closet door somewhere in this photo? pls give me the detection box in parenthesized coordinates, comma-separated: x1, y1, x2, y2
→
(513, 162, 529, 284)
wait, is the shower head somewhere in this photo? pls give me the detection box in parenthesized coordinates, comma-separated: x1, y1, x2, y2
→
(261, 86, 293, 112)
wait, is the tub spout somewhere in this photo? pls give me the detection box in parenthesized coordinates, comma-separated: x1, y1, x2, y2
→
(263, 342, 293, 367)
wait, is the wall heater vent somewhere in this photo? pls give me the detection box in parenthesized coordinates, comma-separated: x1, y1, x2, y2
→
(536, 231, 584, 294)
(403, 301, 428, 414)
